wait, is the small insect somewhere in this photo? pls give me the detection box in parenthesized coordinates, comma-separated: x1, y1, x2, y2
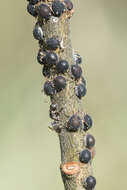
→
(67, 114, 82, 132)
(33, 24, 44, 41)
(73, 52, 82, 64)
(56, 60, 69, 74)
(37, 3, 52, 20)
(64, 0, 73, 11)
(54, 76, 67, 92)
(27, 3, 38, 17)
(71, 64, 82, 80)
(84, 134, 95, 149)
(75, 83, 87, 99)
(46, 37, 60, 50)
(83, 176, 96, 190)
(52, 0, 65, 17)
(83, 114, 93, 131)
(49, 103, 60, 121)
(79, 149, 92, 164)
(44, 81, 55, 96)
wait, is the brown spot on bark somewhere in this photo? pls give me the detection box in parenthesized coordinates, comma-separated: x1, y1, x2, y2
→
(62, 162, 80, 175)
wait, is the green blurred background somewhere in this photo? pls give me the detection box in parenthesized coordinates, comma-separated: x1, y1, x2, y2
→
(1, 0, 127, 189)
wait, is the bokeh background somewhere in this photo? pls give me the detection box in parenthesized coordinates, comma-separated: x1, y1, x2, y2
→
(1, 0, 127, 189)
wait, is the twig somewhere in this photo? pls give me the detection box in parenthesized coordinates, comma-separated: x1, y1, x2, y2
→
(26, 0, 96, 189)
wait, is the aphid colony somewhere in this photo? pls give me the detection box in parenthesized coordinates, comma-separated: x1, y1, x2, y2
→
(27, 0, 73, 18)
(26, 0, 96, 189)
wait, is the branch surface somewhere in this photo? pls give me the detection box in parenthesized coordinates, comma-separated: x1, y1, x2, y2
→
(26, 1, 96, 190)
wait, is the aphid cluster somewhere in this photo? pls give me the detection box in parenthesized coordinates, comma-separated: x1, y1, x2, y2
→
(26, 0, 96, 189)
(27, 0, 73, 18)
(67, 114, 96, 189)
(27, 0, 75, 97)
(71, 52, 87, 99)
(27, 0, 86, 100)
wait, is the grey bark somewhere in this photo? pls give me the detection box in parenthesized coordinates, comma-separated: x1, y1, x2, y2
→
(27, 1, 94, 190)
(40, 14, 93, 190)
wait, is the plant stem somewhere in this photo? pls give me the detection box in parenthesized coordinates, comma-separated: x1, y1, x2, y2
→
(26, 1, 95, 189)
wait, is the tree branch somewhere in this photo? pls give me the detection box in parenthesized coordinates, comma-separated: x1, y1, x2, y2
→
(26, 0, 96, 190)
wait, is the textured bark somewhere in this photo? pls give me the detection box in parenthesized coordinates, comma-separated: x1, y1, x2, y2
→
(40, 15, 93, 190)
(27, 1, 95, 190)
